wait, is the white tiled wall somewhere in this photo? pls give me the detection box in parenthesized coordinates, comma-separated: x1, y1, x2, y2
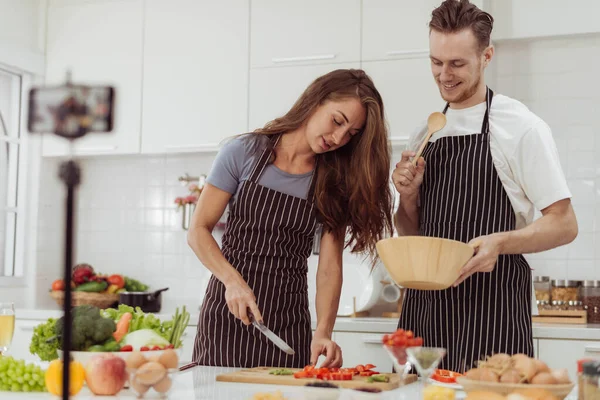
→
(493, 35, 600, 280)
(35, 153, 221, 312)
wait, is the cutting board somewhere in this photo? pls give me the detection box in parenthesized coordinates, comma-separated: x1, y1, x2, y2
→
(216, 367, 417, 391)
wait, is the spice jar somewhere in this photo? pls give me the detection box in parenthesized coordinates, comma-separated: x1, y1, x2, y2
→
(581, 280, 600, 324)
(551, 279, 580, 302)
(578, 359, 595, 400)
(534, 276, 551, 302)
(581, 360, 600, 400)
(536, 300, 550, 311)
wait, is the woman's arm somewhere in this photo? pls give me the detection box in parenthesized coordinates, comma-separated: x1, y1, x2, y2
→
(187, 183, 263, 325)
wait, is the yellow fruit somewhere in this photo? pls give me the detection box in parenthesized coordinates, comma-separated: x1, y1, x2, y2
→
(423, 385, 455, 400)
(45, 359, 85, 396)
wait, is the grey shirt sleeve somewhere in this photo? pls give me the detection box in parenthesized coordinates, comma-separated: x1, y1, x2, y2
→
(205, 137, 250, 194)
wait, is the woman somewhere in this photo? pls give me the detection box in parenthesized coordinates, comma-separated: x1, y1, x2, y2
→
(188, 69, 393, 369)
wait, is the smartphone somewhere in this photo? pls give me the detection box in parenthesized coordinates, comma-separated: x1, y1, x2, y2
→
(28, 85, 115, 138)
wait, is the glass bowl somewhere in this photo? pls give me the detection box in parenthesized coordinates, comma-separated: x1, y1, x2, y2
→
(127, 366, 179, 398)
(383, 345, 413, 383)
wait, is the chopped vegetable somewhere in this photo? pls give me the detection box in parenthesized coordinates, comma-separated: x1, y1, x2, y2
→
(113, 312, 132, 342)
(367, 374, 390, 383)
(431, 369, 463, 384)
(30, 318, 60, 361)
(269, 368, 294, 376)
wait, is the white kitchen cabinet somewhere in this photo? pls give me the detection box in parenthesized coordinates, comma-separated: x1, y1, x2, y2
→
(538, 339, 600, 381)
(362, 0, 440, 62)
(334, 332, 392, 372)
(9, 319, 43, 363)
(42, 0, 144, 157)
(141, 0, 249, 154)
(362, 59, 443, 142)
(248, 63, 359, 131)
(250, 0, 360, 68)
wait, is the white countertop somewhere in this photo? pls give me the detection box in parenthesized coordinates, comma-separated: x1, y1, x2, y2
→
(15, 308, 600, 340)
(0, 365, 580, 399)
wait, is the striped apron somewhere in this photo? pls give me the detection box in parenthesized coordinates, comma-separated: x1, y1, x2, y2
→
(398, 87, 534, 372)
(193, 135, 316, 368)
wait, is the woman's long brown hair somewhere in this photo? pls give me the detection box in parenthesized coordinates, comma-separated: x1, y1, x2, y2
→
(251, 69, 393, 262)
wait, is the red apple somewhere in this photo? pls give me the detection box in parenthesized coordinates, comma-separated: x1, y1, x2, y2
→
(85, 354, 128, 395)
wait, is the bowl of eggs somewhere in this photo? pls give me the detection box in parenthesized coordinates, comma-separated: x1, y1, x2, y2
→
(125, 349, 179, 398)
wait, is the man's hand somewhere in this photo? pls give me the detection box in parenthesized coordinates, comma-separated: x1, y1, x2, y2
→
(453, 234, 503, 287)
(310, 333, 342, 368)
(392, 151, 426, 197)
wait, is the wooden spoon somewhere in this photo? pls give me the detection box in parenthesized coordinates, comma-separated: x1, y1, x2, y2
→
(412, 112, 447, 166)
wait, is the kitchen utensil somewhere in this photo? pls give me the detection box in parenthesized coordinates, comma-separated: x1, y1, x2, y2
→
(118, 287, 169, 313)
(251, 316, 295, 355)
(215, 367, 416, 390)
(412, 112, 447, 166)
(406, 347, 446, 386)
(376, 236, 474, 290)
(381, 282, 401, 303)
(383, 345, 413, 384)
(336, 260, 384, 316)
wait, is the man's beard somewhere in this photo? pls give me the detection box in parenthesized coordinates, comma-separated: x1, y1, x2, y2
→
(440, 72, 481, 105)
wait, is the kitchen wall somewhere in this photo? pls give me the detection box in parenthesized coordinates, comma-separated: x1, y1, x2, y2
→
(493, 34, 600, 280)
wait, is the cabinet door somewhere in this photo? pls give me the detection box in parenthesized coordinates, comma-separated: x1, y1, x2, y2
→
(538, 339, 600, 381)
(10, 320, 41, 363)
(250, 0, 360, 68)
(42, 0, 143, 156)
(362, 59, 443, 143)
(248, 63, 359, 131)
(141, 0, 249, 154)
(334, 332, 392, 372)
(362, 0, 440, 62)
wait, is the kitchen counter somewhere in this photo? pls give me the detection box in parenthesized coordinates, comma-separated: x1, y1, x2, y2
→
(0, 366, 580, 399)
(15, 308, 600, 340)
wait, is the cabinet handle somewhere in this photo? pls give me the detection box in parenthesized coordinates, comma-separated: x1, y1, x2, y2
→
(361, 335, 384, 344)
(271, 54, 336, 64)
(585, 346, 600, 353)
(77, 145, 118, 153)
(165, 144, 221, 153)
(386, 49, 430, 59)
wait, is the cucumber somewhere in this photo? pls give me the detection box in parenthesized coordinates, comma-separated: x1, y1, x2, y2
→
(74, 281, 108, 293)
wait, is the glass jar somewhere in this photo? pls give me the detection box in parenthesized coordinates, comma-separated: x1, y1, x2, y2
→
(578, 359, 595, 400)
(581, 280, 600, 324)
(534, 276, 551, 302)
(551, 279, 580, 302)
(581, 360, 600, 400)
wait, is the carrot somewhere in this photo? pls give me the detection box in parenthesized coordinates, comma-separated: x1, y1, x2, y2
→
(113, 312, 132, 342)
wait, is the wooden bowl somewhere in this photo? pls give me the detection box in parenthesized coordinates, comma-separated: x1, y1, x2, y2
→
(456, 377, 575, 399)
(375, 236, 474, 290)
(50, 290, 119, 309)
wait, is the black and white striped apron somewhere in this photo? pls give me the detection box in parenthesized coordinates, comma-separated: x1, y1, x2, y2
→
(398, 87, 534, 373)
(193, 135, 315, 368)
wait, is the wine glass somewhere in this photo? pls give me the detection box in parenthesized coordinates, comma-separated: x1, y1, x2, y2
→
(0, 302, 15, 355)
(406, 347, 446, 388)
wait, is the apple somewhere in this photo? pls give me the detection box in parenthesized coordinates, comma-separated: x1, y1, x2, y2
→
(85, 354, 128, 395)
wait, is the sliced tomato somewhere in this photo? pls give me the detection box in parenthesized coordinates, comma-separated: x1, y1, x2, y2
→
(140, 346, 149, 351)
(329, 368, 339, 373)
(317, 367, 329, 375)
(294, 371, 310, 379)
(355, 365, 365, 372)
(359, 371, 379, 377)
(340, 372, 353, 380)
(364, 364, 376, 370)
(431, 369, 463, 384)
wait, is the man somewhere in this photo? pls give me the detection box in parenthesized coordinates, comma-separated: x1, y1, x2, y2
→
(392, 0, 578, 372)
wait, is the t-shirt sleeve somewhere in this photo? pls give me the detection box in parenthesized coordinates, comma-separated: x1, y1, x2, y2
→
(510, 120, 572, 211)
(205, 137, 248, 194)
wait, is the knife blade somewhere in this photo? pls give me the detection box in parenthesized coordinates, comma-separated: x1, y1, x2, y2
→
(252, 319, 296, 355)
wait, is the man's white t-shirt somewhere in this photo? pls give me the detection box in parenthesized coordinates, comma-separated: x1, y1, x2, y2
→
(406, 93, 572, 230)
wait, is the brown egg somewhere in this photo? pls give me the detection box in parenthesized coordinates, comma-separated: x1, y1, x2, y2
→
(500, 368, 524, 384)
(479, 369, 500, 383)
(158, 349, 179, 370)
(530, 372, 558, 385)
(126, 352, 148, 370)
(153, 375, 172, 393)
(130, 378, 150, 396)
(135, 361, 167, 386)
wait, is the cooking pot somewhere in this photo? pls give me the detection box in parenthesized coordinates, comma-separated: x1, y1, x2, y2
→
(118, 288, 169, 313)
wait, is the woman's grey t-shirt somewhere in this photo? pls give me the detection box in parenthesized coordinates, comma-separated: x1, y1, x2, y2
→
(205, 135, 314, 203)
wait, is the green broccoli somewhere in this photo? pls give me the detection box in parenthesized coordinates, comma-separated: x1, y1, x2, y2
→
(56, 305, 116, 351)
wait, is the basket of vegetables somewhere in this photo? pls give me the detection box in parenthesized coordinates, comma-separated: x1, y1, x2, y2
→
(49, 263, 149, 309)
(29, 304, 190, 366)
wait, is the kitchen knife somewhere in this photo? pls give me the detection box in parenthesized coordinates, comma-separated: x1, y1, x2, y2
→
(251, 318, 296, 356)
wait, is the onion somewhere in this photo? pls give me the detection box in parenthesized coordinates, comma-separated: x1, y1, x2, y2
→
(500, 368, 524, 384)
(530, 372, 558, 385)
(549, 368, 571, 384)
(511, 355, 537, 382)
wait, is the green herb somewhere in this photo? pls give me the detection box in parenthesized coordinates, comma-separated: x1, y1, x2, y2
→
(168, 306, 190, 348)
(367, 374, 389, 383)
(269, 368, 294, 376)
(29, 318, 59, 361)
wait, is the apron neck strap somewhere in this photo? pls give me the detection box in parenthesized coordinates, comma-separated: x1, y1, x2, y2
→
(248, 134, 281, 183)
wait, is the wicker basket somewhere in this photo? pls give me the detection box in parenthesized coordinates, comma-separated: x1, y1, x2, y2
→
(50, 290, 119, 309)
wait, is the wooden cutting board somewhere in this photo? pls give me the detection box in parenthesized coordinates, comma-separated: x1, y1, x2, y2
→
(216, 367, 417, 391)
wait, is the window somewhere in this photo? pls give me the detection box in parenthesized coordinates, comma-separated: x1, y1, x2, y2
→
(0, 68, 24, 277)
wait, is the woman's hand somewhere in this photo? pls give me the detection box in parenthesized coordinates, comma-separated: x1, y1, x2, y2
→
(224, 279, 263, 326)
